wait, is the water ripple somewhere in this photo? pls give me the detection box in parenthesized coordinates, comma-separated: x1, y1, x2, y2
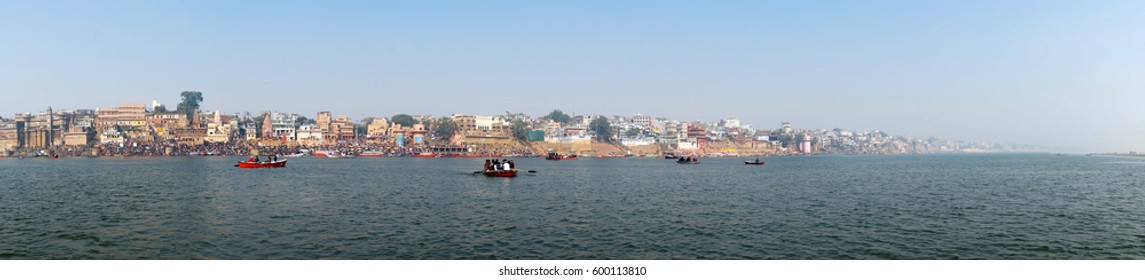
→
(3, 155, 1145, 259)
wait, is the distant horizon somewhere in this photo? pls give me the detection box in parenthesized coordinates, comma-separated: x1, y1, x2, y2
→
(4, 1, 1144, 152)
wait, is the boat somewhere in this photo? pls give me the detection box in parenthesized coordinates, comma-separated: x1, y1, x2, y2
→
(282, 153, 306, 158)
(744, 160, 765, 165)
(545, 153, 578, 160)
(483, 170, 518, 177)
(677, 156, 700, 164)
(664, 153, 680, 159)
(312, 150, 334, 157)
(326, 152, 356, 159)
(236, 159, 287, 168)
(414, 153, 438, 158)
(359, 150, 386, 157)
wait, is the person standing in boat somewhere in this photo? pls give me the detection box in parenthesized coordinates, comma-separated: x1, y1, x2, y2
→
(503, 159, 512, 171)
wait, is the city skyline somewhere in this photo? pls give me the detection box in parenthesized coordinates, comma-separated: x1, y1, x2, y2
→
(3, 1, 1144, 152)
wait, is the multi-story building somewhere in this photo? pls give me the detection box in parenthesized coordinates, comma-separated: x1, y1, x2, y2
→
(19, 107, 68, 148)
(721, 117, 740, 129)
(296, 125, 323, 146)
(241, 121, 258, 140)
(266, 112, 300, 141)
(366, 118, 389, 141)
(62, 111, 95, 147)
(205, 110, 236, 143)
(0, 120, 18, 151)
(631, 114, 652, 127)
(452, 115, 514, 145)
(97, 103, 149, 143)
(316, 111, 332, 136)
(148, 112, 187, 142)
(332, 115, 355, 141)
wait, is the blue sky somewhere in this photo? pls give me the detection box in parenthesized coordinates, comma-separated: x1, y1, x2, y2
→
(2, 1, 1144, 152)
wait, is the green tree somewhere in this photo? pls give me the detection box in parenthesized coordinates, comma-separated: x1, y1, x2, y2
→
(176, 91, 203, 121)
(295, 116, 316, 126)
(432, 117, 458, 142)
(391, 114, 416, 127)
(625, 128, 642, 138)
(545, 109, 571, 124)
(153, 105, 169, 113)
(355, 117, 375, 136)
(589, 117, 613, 142)
(510, 119, 529, 141)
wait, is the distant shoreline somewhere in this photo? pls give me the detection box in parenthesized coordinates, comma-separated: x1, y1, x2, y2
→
(1087, 153, 1145, 157)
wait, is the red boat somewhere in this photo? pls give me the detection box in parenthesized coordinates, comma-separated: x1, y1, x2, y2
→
(236, 160, 287, 168)
(744, 161, 766, 165)
(483, 170, 517, 177)
(414, 153, 438, 158)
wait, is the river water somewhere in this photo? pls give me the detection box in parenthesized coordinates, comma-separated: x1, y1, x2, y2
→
(2, 154, 1144, 259)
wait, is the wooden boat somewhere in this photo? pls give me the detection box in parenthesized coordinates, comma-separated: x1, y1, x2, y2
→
(326, 153, 356, 159)
(414, 153, 438, 158)
(744, 160, 765, 165)
(545, 153, 578, 160)
(236, 160, 287, 168)
(483, 170, 518, 177)
(282, 153, 306, 158)
(676, 157, 700, 164)
(359, 151, 386, 157)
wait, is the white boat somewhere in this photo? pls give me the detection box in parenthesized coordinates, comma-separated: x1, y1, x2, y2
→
(326, 152, 356, 159)
(359, 150, 386, 157)
(282, 153, 306, 158)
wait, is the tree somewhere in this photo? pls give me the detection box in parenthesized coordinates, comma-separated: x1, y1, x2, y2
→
(295, 116, 316, 127)
(355, 117, 375, 136)
(589, 117, 613, 142)
(510, 119, 529, 141)
(432, 117, 458, 141)
(545, 109, 571, 124)
(153, 105, 169, 113)
(391, 114, 416, 127)
(176, 91, 203, 121)
(625, 128, 642, 138)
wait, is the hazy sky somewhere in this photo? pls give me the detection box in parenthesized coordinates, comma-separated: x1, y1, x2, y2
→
(2, 1, 1144, 152)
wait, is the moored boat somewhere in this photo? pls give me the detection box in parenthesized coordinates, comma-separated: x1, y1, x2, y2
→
(326, 152, 356, 159)
(483, 170, 518, 177)
(414, 153, 438, 158)
(282, 153, 306, 158)
(236, 160, 287, 168)
(545, 153, 577, 160)
(359, 151, 386, 157)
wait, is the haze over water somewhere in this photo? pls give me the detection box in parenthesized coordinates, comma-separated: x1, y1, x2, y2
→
(3, 154, 1144, 259)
